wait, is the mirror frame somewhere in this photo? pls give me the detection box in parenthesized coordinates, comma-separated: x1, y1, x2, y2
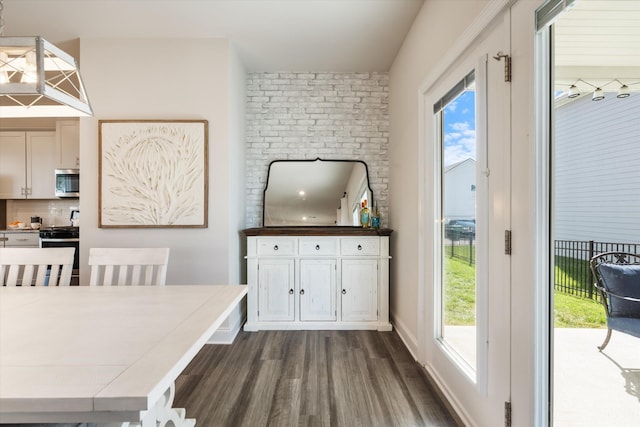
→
(262, 158, 374, 227)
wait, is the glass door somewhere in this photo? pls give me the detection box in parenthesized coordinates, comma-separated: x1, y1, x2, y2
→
(438, 80, 478, 372)
(422, 7, 512, 426)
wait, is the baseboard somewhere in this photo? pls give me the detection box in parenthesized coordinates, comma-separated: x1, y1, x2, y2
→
(208, 302, 245, 344)
(390, 314, 419, 359)
(391, 315, 468, 426)
(421, 362, 473, 427)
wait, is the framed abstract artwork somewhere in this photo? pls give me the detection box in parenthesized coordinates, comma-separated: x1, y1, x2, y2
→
(98, 120, 208, 228)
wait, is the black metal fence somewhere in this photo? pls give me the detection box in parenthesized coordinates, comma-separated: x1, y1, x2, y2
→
(554, 240, 640, 299)
(447, 233, 475, 265)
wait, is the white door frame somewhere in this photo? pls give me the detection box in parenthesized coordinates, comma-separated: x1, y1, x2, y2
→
(417, 3, 512, 425)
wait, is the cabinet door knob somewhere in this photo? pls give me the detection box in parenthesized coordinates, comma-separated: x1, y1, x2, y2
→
(315, 244, 320, 250)
(342, 289, 347, 295)
(289, 289, 294, 294)
(300, 289, 305, 295)
(273, 245, 279, 251)
(357, 244, 362, 250)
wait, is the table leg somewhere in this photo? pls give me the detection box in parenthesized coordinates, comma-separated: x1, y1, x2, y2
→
(89, 382, 194, 427)
(155, 382, 196, 427)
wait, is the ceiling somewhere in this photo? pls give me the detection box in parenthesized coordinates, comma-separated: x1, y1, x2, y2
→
(554, 0, 640, 92)
(1, 0, 425, 71)
(2, 0, 636, 89)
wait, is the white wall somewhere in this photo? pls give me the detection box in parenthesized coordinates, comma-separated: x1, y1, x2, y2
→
(78, 38, 242, 287)
(388, 0, 491, 356)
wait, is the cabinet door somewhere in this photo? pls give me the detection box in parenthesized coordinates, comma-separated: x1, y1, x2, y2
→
(27, 131, 56, 199)
(258, 259, 295, 321)
(0, 132, 27, 198)
(56, 120, 80, 168)
(300, 259, 337, 322)
(341, 259, 378, 322)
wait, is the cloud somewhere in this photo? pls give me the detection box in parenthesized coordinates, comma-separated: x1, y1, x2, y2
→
(445, 101, 457, 113)
(444, 120, 476, 166)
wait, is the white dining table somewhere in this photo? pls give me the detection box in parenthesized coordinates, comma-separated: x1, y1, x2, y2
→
(0, 284, 247, 426)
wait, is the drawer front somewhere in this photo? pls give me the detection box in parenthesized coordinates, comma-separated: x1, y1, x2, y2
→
(5, 233, 39, 247)
(256, 238, 297, 256)
(340, 237, 379, 256)
(299, 238, 338, 256)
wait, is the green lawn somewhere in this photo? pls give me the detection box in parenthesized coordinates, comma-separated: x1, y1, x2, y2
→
(443, 256, 606, 328)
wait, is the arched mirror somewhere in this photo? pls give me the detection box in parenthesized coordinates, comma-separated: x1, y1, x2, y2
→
(263, 158, 373, 226)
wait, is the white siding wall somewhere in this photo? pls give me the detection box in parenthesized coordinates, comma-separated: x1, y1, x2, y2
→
(554, 94, 640, 244)
(444, 158, 476, 220)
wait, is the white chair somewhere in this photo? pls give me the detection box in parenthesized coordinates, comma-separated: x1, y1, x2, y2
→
(88, 248, 170, 286)
(0, 247, 75, 287)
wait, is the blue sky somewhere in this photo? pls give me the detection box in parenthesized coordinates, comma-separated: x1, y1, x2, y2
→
(443, 90, 476, 167)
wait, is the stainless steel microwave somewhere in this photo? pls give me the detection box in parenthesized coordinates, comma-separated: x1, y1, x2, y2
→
(55, 169, 79, 198)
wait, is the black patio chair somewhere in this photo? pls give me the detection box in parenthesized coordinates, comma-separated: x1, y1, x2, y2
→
(589, 252, 640, 351)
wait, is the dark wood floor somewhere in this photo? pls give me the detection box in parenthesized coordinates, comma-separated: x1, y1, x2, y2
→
(174, 330, 459, 427)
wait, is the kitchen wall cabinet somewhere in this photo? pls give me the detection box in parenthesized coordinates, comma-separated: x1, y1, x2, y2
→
(55, 120, 80, 169)
(0, 131, 56, 199)
(243, 228, 392, 331)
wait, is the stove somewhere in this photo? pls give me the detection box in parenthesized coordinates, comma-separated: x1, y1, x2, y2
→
(39, 226, 79, 239)
(39, 226, 80, 285)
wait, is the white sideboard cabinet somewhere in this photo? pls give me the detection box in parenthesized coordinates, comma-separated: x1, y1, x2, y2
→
(243, 227, 392, 331)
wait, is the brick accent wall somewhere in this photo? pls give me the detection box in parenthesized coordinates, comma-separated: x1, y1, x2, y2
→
(246, 72, 389, 227)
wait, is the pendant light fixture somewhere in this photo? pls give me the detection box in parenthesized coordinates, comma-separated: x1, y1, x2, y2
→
(616, 79, 631, 98)
(563, 78, 638, 102)
(567, 84, 580, 98)
(592, 87, 605, 101)
(0, 0, 93, 117)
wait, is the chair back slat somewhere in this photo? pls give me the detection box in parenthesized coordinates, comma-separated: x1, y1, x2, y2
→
(144, 265, 154, 286)
(131, 265, 142, 285)
(88, 248, 170, 286)
(117, 265, 129, 286)
(22, 265, 35, 285)
(0, 248, 75, 287)
(103, 265, 115, 286)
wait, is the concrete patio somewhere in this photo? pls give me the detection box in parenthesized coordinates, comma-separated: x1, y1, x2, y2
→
(554, 328, 640, 427)
(444, 326, 640, 426)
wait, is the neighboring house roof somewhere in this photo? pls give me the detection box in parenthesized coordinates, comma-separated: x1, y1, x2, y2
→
(445, 157, 475, 173)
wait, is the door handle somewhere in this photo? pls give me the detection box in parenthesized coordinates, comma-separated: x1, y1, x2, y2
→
(300, 289, 305, 295)
(342, 289, 347, 295)
(289, 289, 294, 294)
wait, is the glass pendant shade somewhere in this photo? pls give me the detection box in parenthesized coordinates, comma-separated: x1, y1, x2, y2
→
(617, 84, 630, 98)
(567, 84, 580, 98)
(592, 87, 604, 101)
(0, 36, 93, 117)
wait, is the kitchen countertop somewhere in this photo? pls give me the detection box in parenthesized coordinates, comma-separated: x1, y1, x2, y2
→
(1, 229, 40, 234)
